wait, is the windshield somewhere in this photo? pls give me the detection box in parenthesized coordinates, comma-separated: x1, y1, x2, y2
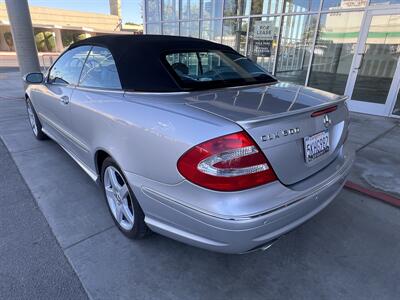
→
(164, 50, 277, 90)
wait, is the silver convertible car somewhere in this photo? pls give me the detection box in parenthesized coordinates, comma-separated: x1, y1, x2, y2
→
(24, 35, 354, 253)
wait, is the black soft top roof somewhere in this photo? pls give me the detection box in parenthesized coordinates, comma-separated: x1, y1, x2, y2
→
(70, 34, 235, 92)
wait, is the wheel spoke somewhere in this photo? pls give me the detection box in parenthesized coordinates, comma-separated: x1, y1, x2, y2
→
(27, 104, 38, 135)
(115, 204, 123, 223)
(107, 168, 121, 191)
(121, 199, 134, 224)
(105, 186, 114, 199)
(118, 184, 129, 201)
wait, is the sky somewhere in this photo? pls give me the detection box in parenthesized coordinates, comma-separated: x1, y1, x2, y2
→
(23, 0, 143, 24)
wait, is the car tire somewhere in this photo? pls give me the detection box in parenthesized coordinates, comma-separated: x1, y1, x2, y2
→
(26, 97, 47, 140)
(101, 157, 150, 239)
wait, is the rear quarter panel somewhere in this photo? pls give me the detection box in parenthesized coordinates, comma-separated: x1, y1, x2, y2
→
(69, 88, 241, 184)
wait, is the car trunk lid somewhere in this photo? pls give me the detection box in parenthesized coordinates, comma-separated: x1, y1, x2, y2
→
(186, 82, 349, 185)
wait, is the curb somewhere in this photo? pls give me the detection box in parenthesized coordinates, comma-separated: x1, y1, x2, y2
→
(345, 180, 400, 208)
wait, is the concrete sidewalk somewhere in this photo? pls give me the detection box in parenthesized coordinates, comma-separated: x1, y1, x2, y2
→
(0, 70, 24, 100)
(347, 113, 400, 199)
(1, 71, 400, 299)
(0, 130, 87, 299)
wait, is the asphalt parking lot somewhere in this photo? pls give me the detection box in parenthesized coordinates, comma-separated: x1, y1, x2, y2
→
(1, 70, 400, 299)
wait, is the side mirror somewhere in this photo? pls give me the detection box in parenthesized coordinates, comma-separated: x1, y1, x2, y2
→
(24, 72, 44, 84)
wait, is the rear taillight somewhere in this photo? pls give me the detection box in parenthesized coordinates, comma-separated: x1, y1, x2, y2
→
(177, 132, 277, 191)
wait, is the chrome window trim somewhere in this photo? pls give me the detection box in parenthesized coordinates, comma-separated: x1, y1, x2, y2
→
(124, 90, 190, 95)
(75, 86, 125, 94)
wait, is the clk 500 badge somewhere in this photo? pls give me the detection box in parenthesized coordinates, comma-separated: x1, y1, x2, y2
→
(261, 127, 300, 142)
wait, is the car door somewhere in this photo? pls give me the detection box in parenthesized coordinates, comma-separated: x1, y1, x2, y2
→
(68, 46, 123, 168)
(38, 46, 91, 147)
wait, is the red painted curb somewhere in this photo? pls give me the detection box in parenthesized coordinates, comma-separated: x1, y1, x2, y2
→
(345, 181, 400, 208)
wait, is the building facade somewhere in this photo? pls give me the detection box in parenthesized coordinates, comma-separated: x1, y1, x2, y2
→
(0, 3, 143, 67)
(143, 0, 400, 117)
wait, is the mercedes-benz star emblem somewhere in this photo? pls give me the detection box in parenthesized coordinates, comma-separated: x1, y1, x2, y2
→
(323, 114, 332, 128)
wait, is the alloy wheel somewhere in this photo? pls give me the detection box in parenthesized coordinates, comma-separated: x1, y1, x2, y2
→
(27, 101, 38, 136)
(103, 166, 135, 230)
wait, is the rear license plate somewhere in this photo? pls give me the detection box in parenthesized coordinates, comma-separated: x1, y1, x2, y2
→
(304, 130, 330, 163)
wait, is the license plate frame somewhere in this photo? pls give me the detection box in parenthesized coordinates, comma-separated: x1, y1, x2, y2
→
(304, 130, 330, 164)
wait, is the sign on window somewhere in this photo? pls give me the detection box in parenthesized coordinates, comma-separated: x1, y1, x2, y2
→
(253, 21, 275, 57)
(253, 40, 272, 57)
(254, 21, 275, 41)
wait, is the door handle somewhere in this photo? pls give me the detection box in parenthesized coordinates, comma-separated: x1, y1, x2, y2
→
(60, 95, 69, 104)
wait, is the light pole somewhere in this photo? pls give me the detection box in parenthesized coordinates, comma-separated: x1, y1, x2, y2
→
(109, 0, 122, 31)
(5, 0, 41, 81)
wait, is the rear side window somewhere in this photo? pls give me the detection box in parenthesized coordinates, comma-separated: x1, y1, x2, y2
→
(79, 46, 121, 90)
(48, 46, 91, 85)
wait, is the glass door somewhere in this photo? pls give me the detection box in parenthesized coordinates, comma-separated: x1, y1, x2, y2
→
(346, 9, 400, 116)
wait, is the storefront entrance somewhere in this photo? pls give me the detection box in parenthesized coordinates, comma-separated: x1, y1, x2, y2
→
(346, 7, 400, 117)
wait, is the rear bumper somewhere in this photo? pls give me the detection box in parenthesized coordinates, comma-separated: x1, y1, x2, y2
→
(125, 147, 354, 254)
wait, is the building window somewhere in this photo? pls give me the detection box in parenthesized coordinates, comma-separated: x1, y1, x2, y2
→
(351, 14, 400, 104)
(222, 18, 248, 55)
(370, 0, 400, 4)
(181, 0, 200, 20)
(284, 0, 320, 13)
(163, 22, 179, 35)
(275, 14, 317, 85)
(147, 23, 161, 34)
(180, 21, 200, 37)
(34, 29, 56, 52)
(201, 20, 222, 43)
(61, 31, 89, 48)
(224, 0, 251, 17)
(250, 0, 283, 15)
(162, 0, 179, 21)
(1, 30, 14, 51)
(308, 11, 363, 95)
(147, 0, 161, 22)
(202, 0, 223, 19)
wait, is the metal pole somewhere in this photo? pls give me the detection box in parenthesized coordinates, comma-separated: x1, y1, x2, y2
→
(272, 0, 287, 76)
(109, 0, 122, 17)
(143, 0, 147, 34)
(304, 0, 323, 87)
(5, 0, 40, 81)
